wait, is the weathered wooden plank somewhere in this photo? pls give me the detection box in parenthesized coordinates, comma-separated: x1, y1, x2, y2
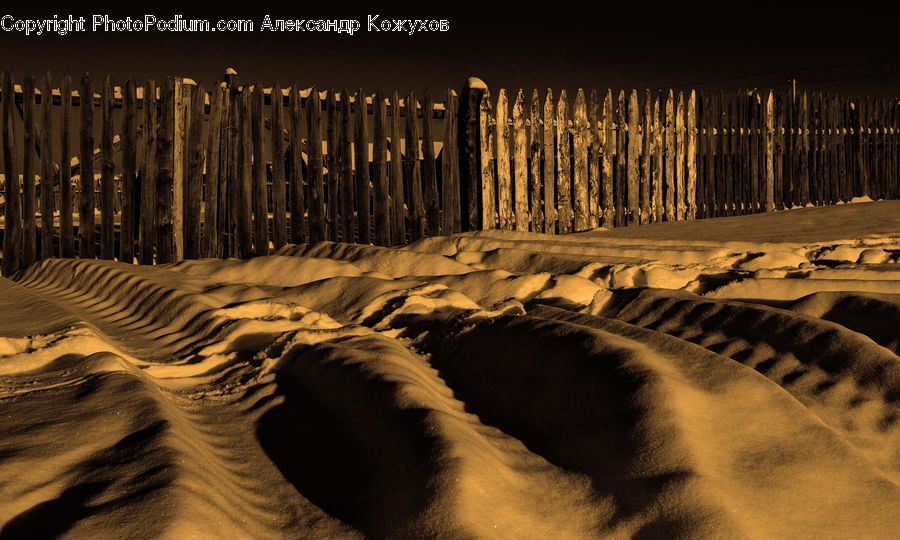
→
(79, 73, 96, 259)
(60, 73, 75, 258)
(837, 95, 848, 203)
(676, 91, 686, 220)
(390, 90, 405, 244)
(495, 89, 513, 230)
(588, 89, 601, 228)
(543, 90, 556, 232)
(173, 79, 186, 261)
(307, 87, 326, 243)
(445, 89, 461, 234)
(357, 89, 374, 242)
(616, 91, 627, 227)
(421, 90, 439, 236)
(373, 91, 390, 245)
(156, 78, 175, 263)
(556, 91, 573, 233)
(639, 90, 651, 225)
(288, 86, 307, 244)
(686, 90, 697, 219)
(664, 89, 675, 221)
(184, 83, 204, 259)
(572, 89, 589, 230)
(1, 71, 22, 275)
(724, 91, 735, 216)
(236, 86, 254, 256)
(327, 90, 340, 241)
(786, 88, 797, 207)
(203, 83, 223, 257)
(857, 97, 867, 198)
(749, 91, 760, 213)
(22, 73, 36, 266)
(696, 95, 706, 218)
(513, 90, 529, 231)
(407, 91, 426, 240)
(270, 83, 287, 251)
(229, 81, 243, 257)
(765, 90, 774, 212)
(799, 91, 810, 206)
(601, 90, 614, 227)
(704, 94, 715, 217)
(530, 90, 544, 231)
(626, 90, 640, 226)
(479, 89, 497, 230)
(251, 84, 268, 254)
(139, 80, 156, 264)
(652, 93, 662, 222)
(40, 72, 55, 260)
(99, 75, 116, 260)
(809, 93, 820, 205)
(740, 92, 750, 214)
(773, 91, 784, 210)
(120, 78, 137, 262)
(461, 82, 484, 232)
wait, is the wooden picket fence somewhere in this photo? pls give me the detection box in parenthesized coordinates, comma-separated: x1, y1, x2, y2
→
(2, 71, 900, 276)
(465, 86, 900, 233)
(0, 70, 460, 275)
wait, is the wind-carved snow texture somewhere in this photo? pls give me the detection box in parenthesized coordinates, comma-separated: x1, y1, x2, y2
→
(1, 201, 899, 538)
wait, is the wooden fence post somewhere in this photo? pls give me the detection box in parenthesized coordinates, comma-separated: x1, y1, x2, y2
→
(479, 89, 496, 230)
(203, 83, 224, 257)
(529, 90, 544, 231)
(307, 87, 325, 243)
(676, 91, 686, 220)
(373, 91, 390, 245)
(512, 90, 529, 231)
(496, 89, 512, 230)
(358, 89, 375, 242)
(237, 84, 253, 256)
(422, 90, 440, 236)
(60, 73, 74, 258)
(626, 89, 640, 226)
(640, 89, 651, 224)
(269, 84, 286, 251)
(652, 93, 663, 222)
(79, 73, 96, 259)
(543, 90, 556, 232)
(407, 90, 425, 240)
(140, 80, 157, 264)
(23, 73, 36, 266)
(288, 85, 307, 245)
(664, 89, 675, 221)
(588, 89, 601, 228)
(390, 90, 405, 244)
(99, 75, 115, 260)
(443, 89, 461, 234)
(615, 90, 627, 227)
(185, 83, 204, 259)
(251, 83, 268, 254)
(687, 90, 697, 219)
(765, 90, 775, 212)
(340, 90, 354, 242)
(601, 90, 614, 228)
(40, 71, 55, 261)
(326, 90, 340, 242)
(172, 77, 185, 261)
(573, 89, 589, 230)
(460, 78, 486, 232)
(120, 78, 137, 263)
(1, 71, 22, 275)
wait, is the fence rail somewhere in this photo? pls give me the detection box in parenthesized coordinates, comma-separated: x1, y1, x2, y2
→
(1, 70, 899, 276)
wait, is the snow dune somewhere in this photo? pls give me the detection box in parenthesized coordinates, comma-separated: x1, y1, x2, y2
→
(1, 201, 899, 538)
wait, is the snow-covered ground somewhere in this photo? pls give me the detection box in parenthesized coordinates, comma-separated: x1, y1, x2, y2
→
(1, 200, 899, 538)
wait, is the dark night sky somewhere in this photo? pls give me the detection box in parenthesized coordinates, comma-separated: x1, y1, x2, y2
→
(2, 4, 899, 97)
